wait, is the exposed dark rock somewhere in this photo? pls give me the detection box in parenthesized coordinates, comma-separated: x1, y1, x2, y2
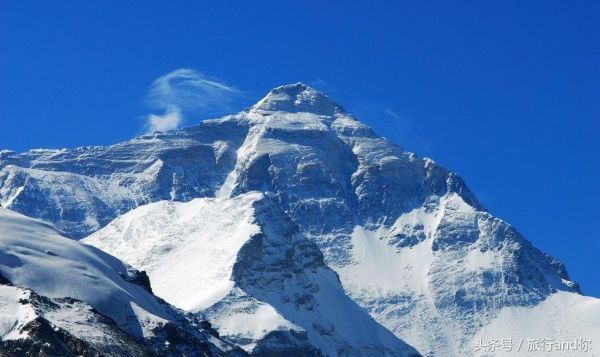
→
(120, 266, 154, 294)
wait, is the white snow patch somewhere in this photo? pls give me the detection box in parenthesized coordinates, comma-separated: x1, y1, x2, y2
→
(474, 291, 600, 356)
(0, 286, 36, 340)
(84, 193, 263, 311)
(215, 296, 298, 346)
(339, 225, 434, 296)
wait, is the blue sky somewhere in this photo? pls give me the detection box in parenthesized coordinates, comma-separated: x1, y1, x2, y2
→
(1, 1, 598, 296)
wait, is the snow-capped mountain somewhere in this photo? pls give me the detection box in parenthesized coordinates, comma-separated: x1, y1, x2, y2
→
(84, 192, 419, 356)
(1, 83, 599, 355)
(0, 207, 241, 356)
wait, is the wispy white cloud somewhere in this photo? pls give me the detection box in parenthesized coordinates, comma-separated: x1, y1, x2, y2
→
(144, 68, 242, 133)
(383, 108, 410, 123)
(147, 106, 182, 132)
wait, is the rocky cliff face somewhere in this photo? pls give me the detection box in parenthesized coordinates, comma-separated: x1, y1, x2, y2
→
(0, 120, 247, 239)
(1, 83, 596, 356)
(84, 192, 419, 356)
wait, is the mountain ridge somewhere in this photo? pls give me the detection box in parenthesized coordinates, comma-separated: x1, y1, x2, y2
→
(1, 83, 597, 356)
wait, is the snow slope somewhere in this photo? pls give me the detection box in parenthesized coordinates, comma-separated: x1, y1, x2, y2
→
(474, 291, 600, 356)
(83, 193, 261, 313)
(84, 192, 419, 356)
(0, 207, 240, 356)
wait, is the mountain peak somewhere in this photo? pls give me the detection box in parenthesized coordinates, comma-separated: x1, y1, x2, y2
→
(252, 82, 344, 115)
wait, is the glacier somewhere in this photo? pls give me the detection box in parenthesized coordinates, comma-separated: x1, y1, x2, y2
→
(1, 82, 599, 355)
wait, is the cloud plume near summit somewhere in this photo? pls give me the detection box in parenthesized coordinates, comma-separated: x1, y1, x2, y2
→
(145, 68, 242, 132)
